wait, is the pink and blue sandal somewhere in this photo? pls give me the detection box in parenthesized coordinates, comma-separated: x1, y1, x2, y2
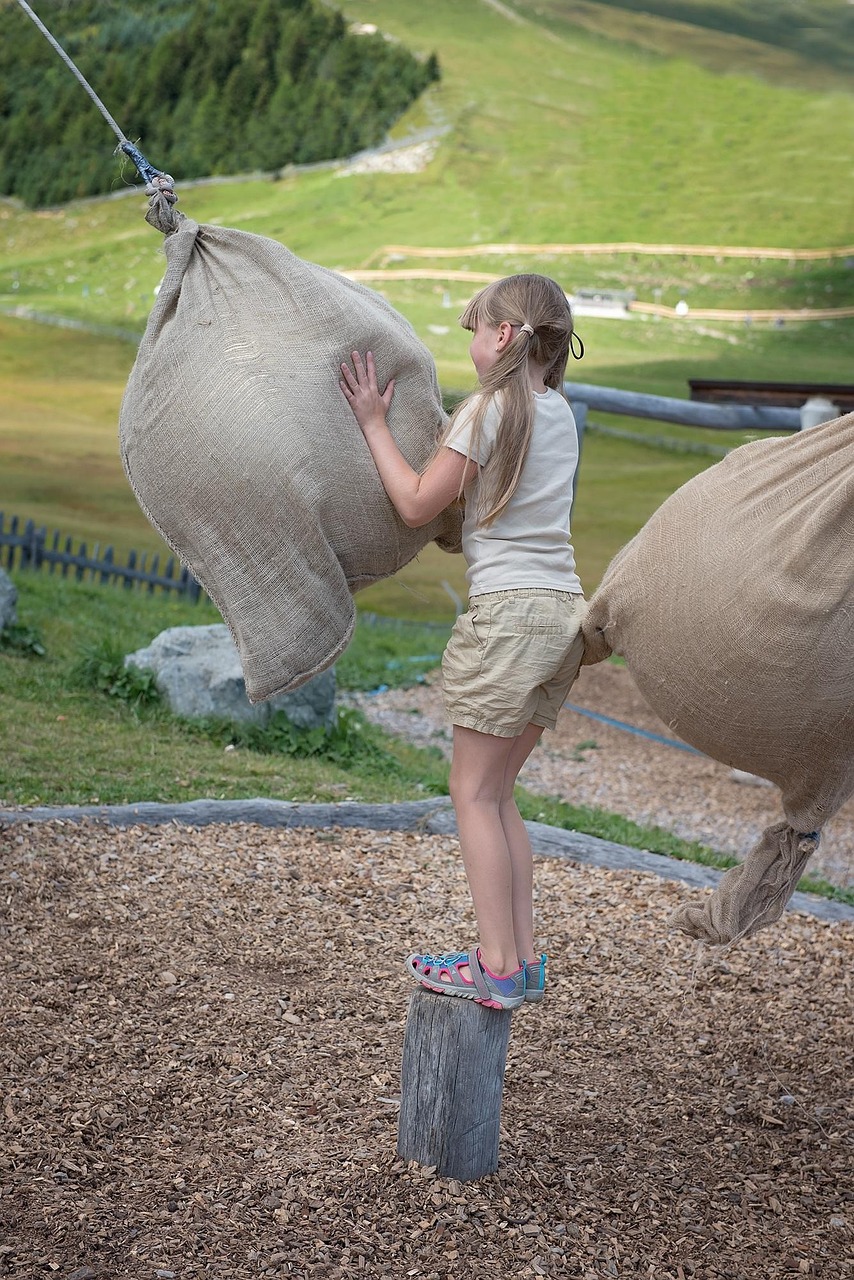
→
(406, 948, 525, 1011)
(523, 953, 547, 1003)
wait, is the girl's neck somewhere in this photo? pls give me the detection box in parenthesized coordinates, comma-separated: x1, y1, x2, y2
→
(528, 359, 549, 395)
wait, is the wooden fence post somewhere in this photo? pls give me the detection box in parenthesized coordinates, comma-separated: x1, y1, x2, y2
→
(397, 989, 512, 1181)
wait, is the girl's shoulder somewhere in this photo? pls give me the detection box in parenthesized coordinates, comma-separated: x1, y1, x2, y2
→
(451, 388, 503, 432)
(533, 387, 575, 420)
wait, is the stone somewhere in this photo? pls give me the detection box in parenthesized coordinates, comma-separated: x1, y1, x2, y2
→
(125, 625, 335, 728)
(0, 568, 18, 631)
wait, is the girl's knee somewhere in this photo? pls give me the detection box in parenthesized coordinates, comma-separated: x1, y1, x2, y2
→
(450, 769, 502, 809)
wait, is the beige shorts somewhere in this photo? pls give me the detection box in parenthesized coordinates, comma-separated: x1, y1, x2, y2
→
(441, 589, 587, 737)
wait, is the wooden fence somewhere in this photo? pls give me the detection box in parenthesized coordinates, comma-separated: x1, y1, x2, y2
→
(0, 513, 203, 602)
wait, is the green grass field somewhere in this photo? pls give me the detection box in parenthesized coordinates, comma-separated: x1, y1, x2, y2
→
(2, 300, 850, 613)
(1, 0, 852, 612)
(2, 571, 850, 904)
(1, 305, 849, 613)
(2, 0, 853, 307)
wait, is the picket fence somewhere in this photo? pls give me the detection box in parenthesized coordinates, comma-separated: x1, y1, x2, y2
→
(0, 513, 203, 602)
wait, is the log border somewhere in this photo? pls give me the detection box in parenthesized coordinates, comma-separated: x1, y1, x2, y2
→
(1, 797, 850, 924)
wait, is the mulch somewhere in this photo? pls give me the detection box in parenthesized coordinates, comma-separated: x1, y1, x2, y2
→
(1, 819, 852, 1279)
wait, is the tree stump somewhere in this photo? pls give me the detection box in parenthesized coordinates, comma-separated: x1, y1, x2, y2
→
(397, 988, 513, 1181)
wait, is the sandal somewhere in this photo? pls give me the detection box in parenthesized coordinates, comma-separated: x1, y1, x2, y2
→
(523, 953, 547, 1003)
(406, 948, 525, 1011)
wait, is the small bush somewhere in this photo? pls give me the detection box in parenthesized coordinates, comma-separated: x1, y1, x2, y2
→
(0, 623, 46, 658)
(74, 639, 161, 708)
(192, 705, 407, 773)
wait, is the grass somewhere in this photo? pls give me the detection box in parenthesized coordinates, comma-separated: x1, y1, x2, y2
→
(1, 570, 851, 908)
(508, 0, 854, 90)
(524, 0, 854, 85)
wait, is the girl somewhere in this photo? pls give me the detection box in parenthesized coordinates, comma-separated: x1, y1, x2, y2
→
(340, 274, 585, 1011)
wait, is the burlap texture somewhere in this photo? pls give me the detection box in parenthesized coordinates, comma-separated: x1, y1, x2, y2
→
(120, 208, 461, 703)
(582, 412, 854, 942)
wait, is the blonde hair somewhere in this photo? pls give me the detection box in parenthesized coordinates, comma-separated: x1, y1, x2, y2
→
(444, 274, 577, 527)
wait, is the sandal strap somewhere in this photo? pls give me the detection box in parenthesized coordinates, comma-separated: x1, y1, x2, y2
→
(466, 948, 493, 1003)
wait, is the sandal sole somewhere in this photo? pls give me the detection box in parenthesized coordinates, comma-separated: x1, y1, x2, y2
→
(414, 975, 522, 1011)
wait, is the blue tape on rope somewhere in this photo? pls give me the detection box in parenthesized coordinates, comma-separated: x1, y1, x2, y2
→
(562, 701, 705, 756)
(120, 141, 165, 186)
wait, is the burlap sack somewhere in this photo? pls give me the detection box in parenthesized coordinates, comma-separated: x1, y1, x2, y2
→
(119, 198, 461, 702)
(582, 412, 854, 943)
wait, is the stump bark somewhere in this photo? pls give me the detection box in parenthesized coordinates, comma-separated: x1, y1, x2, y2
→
(397, 988, 512, 1181)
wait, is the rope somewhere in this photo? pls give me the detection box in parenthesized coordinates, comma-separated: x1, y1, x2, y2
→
(14, 0, 176, 202)
(562, 701, 706, 756)
(16, 0, 129, 146)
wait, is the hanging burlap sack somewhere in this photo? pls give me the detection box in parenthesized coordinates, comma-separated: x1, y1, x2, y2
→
(119, 194, 461, 703)
(582, 412, 854, 944)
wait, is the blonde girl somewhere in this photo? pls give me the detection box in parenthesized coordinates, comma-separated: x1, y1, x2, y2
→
(340, 274, 585, 1011)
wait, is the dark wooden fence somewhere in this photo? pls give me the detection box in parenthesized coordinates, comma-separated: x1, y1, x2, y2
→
(0, 513, 203, 602)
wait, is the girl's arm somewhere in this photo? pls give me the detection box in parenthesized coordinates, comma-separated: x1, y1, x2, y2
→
(340, 350, 477, 528)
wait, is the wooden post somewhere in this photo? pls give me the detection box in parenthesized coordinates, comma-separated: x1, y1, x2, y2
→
(397, 989, 512, 1181)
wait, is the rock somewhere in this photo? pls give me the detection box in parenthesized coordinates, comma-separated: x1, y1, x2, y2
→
(0, 568, 18, 631)
(125, 625, 335, 728)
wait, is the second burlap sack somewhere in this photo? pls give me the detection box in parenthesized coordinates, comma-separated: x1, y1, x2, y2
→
(120, 201, 461, 703)
(582, 412, 854, 944)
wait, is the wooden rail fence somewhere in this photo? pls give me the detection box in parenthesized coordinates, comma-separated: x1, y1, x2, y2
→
(0, 513, 203, 601)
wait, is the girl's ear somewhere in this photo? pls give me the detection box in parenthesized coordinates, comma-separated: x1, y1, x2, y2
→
(495, 321, 514, 352)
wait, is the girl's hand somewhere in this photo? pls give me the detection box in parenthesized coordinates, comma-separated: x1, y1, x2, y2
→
(339, 351, 395, 435)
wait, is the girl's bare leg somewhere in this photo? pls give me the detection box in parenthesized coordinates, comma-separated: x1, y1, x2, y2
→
(448, 723, 543, 976)
(499, 723, 544, 964)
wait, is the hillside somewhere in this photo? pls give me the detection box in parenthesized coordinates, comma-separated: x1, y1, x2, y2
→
(1, 0, 852, 608)
(1, 0, 851, 337)
(0, 0, 439, 207)
(531, 0, 854, 77)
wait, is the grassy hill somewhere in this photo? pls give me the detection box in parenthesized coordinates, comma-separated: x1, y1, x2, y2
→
(524, 0, 854, 79)
(1, 0, 852, 612)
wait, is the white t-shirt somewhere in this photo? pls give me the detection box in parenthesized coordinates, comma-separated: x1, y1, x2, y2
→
(445, 388, 583, 597)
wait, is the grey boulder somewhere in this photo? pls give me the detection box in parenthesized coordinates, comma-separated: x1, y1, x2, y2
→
(0, 568, 18, 631)
(125, 625, 335, 728)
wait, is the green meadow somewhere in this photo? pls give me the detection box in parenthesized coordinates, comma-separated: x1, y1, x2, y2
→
(2, 0, 853, 613)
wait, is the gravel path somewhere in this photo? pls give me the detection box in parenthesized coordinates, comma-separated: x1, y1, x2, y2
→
(346, 662, 854, 892)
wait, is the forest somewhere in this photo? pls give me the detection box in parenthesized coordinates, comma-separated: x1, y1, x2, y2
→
(0, 0, 440, 207)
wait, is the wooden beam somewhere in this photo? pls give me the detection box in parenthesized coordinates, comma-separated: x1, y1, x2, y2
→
(565, 381, 801, 432)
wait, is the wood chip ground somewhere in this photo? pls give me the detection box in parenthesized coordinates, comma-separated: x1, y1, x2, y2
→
(1, 819, 851, 1278)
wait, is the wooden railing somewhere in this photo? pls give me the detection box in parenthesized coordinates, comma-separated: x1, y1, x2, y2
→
(564, 381, 803, 435)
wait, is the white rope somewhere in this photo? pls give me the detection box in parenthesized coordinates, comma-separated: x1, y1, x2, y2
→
(16, 0, 129, 147)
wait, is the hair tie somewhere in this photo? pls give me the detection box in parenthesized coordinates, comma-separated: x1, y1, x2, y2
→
(569, 331, 584, 360)
(519, 323, 534, 336)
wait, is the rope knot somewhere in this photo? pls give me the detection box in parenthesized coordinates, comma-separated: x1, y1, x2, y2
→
(145, 173, 176, 196)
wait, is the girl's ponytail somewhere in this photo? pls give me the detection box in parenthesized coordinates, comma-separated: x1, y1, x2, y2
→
(445, 274, 578, 526)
